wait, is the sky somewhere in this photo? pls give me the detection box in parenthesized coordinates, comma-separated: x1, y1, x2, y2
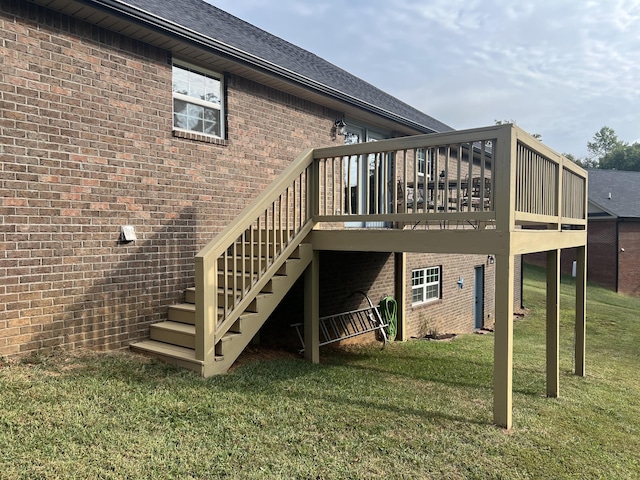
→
(208, 0, 640, 158)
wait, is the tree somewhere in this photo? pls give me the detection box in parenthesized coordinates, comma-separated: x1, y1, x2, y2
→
(563, 153, 596, 169)
(599, 143, 640, 171)
(587, 126, 622, 162)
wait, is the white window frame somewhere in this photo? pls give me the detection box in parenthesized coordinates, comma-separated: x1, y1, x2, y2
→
(172, 60, 224, 138)
(417, 148, 433, 180)
(411, 266, 441, 305)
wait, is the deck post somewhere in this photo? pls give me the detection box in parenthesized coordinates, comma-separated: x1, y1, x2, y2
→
(195, 256, 216, 366)
(575, 245, 586, 376)
(394, 252, 407, 341)
(304, 249, 320, 364)
(546, 249, 560, 397)
(493, 253, 514, 429)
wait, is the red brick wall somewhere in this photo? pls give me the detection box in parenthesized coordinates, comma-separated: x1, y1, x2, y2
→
(525, 250, 573, 276)
(0, 1, 345, 357)
(0, 1, 512, 358)
(525, 249, 578, 278)
(404, 253, 496, 336)
(266, 251, 496, 348)
(586, 220, 617, 291)
(525, 221, 618, 292)
(618, 221, 640, 296)
(263, 251, 395, 348)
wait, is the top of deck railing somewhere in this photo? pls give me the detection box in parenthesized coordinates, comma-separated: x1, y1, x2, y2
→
(310, 123, 587, 232)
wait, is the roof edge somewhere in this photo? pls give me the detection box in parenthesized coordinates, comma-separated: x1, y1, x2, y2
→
(77, 0, 445, 133)
(588, 199, 618, 218)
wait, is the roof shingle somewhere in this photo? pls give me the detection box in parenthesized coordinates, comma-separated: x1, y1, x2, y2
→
(118, 0, 453, 133)
(588, 169, 640, 218)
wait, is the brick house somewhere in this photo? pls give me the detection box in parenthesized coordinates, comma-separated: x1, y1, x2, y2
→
(0, 0, 494, 358)
(526, 169, 640, 296)
(2, 0, 588, 428)
(584, 170, 640, 295)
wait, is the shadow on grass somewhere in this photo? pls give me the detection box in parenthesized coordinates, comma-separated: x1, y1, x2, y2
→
(17, 339, 553, 430)
(217, 353, 495, 427)
(320, 342, 553, 398)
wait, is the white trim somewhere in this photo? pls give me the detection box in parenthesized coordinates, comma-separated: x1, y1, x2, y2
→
(173, 59, 224, 83)
(173, 92, 221, 110)
(172, 60, 225, 139)
(411, 266, 441, 305)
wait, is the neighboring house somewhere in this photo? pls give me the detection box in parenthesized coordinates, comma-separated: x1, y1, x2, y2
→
(586, 170, 640, 295)
(1, 0, 587, 428)
(526, 169, 640, 296)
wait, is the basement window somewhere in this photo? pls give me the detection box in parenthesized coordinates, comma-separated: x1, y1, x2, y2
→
(412, 266, 441, 305)
(172, 62, 224, 138)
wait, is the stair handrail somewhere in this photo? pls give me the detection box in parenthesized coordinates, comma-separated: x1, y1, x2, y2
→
(194, 148, 316, 363)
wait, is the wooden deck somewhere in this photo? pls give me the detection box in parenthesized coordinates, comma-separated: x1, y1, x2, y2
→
(151, 124, 588, 429)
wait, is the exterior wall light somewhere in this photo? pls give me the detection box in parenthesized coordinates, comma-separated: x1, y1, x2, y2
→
(334, 119, 347, 136)
(487, 255, 495, 265)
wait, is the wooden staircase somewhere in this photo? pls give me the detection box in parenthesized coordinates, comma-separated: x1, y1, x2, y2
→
(131, 239, 313, 375)
(131, 148, 317, 375)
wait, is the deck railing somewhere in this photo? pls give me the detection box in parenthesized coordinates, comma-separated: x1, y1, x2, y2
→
(194, 149, 315, 362)
(313, 127, 499, 226)
(193, 123, 587, 363)
(312, 123, 587, 229)
(512, 127, 587, 227)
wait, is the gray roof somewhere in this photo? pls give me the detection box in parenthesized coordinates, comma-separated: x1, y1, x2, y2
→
(588, 169, 640, 219)
(116, 0, 453, 133)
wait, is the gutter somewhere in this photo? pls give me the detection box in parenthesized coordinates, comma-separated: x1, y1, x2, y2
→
(70, 0, 444, 134)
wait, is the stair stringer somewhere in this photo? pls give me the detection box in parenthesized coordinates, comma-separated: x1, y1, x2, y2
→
(202, 242, 313, 376)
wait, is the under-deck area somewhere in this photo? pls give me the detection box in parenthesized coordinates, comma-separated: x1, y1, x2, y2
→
(306, 124, 587, 429)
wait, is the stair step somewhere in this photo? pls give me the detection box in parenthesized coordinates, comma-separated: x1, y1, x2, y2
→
(132, 239, 313, 377)
(185, 287, 196, 304)
(184, 275, 278, 306)
(219, 270, 259, 281)
(215, 331, 242, 355)
(217, 256, 272, 273)
(246, 292, 273, 313)
(218, 264, 287, 279)
(167, 303, 195, 324)
(130, 340, 224, 373)
(150, 321, 195, 349)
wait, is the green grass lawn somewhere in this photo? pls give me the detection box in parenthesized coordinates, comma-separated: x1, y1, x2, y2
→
(1, 265, 639, 479)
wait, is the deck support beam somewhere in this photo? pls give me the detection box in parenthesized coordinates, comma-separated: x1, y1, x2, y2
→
(493, 253, 514, 429)
(575, 245, 587, 376)
(395, 252, 407, 341)
(304, 249, 320, 364)
(546, 249, 560, 397)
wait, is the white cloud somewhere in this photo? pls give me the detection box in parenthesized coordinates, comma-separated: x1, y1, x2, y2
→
(208, 0, 640, 156)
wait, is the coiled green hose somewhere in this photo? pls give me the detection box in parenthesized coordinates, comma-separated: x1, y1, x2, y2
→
(380, 296, 397, 342)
